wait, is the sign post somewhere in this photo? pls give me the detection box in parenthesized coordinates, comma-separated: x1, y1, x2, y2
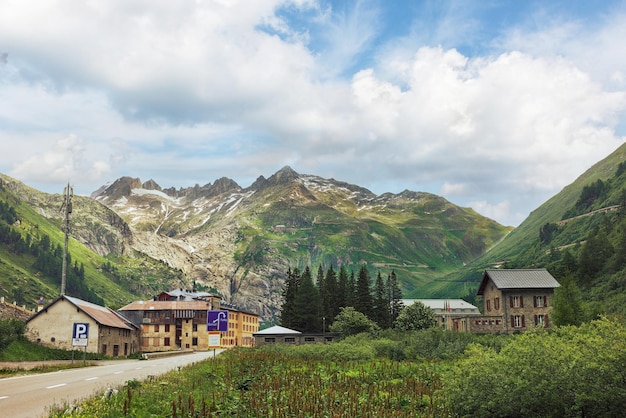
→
(72, 323, 89, 364)
(207, 311, 228, 356)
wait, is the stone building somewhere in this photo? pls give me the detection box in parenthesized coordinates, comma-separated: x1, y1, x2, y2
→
(468, 269, 560, 334)
(25, 295, 140, 357)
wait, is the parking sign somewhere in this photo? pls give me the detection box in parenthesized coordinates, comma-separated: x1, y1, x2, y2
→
(72, 323, 89, 347)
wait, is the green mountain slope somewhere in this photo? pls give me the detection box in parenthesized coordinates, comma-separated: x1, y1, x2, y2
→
(436, 142, 626, 314)
(0, 175, 184, 311)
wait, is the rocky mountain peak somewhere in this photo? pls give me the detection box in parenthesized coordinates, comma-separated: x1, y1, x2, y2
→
(211, 177, 241, 195)
(267, 166, 300, 186)
(95, 176, 143, 200)
(142, 179, 162, 191)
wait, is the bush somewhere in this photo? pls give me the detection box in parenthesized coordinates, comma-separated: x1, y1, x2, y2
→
(0, 319, 25, 352)
(446, 317, 626, 417)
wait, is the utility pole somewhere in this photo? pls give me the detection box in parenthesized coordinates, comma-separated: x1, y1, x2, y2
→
(60, 182, 73, 295)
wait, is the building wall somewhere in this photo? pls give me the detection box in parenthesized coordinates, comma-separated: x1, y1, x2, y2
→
(99, 325, 140, 357)
(132, 307, 259, 352)
(26, 301, 99, 353)
(25, 300, 139, 356)
(473, 279, 555, 334)
(254, 333, 338, 347)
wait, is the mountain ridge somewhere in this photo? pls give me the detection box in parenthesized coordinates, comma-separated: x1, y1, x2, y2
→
(71, 167, 511, 319)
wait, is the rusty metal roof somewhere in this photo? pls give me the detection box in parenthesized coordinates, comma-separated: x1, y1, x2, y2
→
(64, 296, 135, 330)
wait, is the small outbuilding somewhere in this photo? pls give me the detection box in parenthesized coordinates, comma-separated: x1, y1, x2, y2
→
(253, 325, 337, 346)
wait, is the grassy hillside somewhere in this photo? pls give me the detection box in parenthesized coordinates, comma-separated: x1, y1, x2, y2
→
(0, 178, 184, 310)
(433, 142, 626, 313)
(229, 183, 510, 299)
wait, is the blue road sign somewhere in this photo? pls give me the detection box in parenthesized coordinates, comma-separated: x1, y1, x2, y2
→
(72, 322, 89, 347)
(207, 310, 229, 332)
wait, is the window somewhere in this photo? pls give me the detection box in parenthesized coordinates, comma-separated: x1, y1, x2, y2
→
(284, 337, 295, 343)
(486, 300, 491, 311)
(192, 337, 198, 346)
(511, 315, 525, 328)
(534, 296, 546, 308)
(154, 324, 159, 332)
(164, 337, 170, 346)
(264, 337, 276, 343)
(535, 315, 547, 327)
(165, 324, 170, 332)
(304, 337, 315, 342)
(192, 323, 198, 332)
(494, 297, 500, 310)
(510, 295, 523, 308)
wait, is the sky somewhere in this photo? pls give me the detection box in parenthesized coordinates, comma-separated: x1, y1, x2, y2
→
(1, 0, 625, 227)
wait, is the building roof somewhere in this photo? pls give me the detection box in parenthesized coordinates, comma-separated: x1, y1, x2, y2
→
(119, 300, 213, 311)
(477, 269, 560, 295)
(28, 295, 135, 330)
(254, 325, 301, 335)
(160, 288, 219, 301)
(402, 299, 480, 312)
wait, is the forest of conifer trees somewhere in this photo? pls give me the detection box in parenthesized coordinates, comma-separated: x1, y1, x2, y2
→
(279, 264, 404, 332)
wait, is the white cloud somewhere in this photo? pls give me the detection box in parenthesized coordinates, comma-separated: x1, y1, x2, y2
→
(0, 1, 625, 227)
(10, 135, 110, 184)
(468, 200, 517, 226)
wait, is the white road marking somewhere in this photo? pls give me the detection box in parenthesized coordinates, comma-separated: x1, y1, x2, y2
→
(85, 377, 98, 381)
(46, 383, 67, 389)
(114, 371, 123, 374)
(0, 396, 9, 400)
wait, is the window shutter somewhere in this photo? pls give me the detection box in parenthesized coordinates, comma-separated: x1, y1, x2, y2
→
(533, 296, 537, 308)
(544, 296, 548, 307)
(545, 315, 549, 327)
(520, 297, 524, 308)
(534, 315, 538, 326)
(521, 315, 525, 327)
(510, 296, 513, 308)
(511, 315, 514, 328)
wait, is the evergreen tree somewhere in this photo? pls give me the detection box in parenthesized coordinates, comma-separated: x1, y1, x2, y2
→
(292, 266, 321, 332)
(372, 271, 390, 328)
(280, 268, 300, 328)
(336, 265, 349, 309)
(354, 265, 373, 319)
(324, 265, 339, 321)
(347, 270, 356, 307)
(387, 270, 404, 327)
(552, 272, 586, 326)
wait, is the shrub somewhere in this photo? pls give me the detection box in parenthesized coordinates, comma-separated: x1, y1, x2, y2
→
(446, 317, 626, 417)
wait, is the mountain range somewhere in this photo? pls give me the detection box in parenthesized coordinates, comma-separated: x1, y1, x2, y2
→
(2, 142, 626, 321)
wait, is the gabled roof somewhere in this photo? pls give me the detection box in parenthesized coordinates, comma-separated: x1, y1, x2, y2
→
(254, 325, 301, 335)
(28, 295, 135, 330)
(477, 269, 560, 295)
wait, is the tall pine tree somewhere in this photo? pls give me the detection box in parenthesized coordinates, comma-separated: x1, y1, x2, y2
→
(354, 265, 373, 319)
(372, 271, 390, 328)
(387, 270, 404, 327)
(292, 266, 322, 332)
(280, 267, 300, 329)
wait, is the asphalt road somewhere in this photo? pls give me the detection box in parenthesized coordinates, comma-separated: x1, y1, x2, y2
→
(0, 350, 222, 418)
